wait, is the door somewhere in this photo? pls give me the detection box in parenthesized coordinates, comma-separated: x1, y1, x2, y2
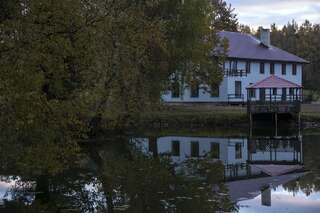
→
(259, 88, 266, 101)
(235, 81, 242, 98)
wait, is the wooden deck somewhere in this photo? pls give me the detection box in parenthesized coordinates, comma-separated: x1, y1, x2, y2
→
(247, 101, 301, 114)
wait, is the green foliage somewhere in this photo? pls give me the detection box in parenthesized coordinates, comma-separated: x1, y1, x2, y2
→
(0, 0, 237, 140)
(210, 0, 238, 31)
(139, 107, 247, 129)
(269, 21, 320, 91)
(166, 0, 230, 97)
(0, 2, 238, 211)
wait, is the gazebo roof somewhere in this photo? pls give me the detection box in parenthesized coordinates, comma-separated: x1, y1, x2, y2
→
(246, 75, 302, 89)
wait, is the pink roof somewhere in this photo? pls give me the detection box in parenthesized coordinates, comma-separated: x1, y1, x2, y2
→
(246, 75, 302, 89)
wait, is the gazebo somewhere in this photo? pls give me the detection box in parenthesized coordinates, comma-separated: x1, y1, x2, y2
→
(246, 75, 302, 103)
(246, 75, 303, 129)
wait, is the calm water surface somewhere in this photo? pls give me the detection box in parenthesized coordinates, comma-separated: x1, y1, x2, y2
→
(1, 127, 320, 212)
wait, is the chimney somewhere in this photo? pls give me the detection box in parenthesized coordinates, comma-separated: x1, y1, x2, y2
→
(259, 27, 271, 47)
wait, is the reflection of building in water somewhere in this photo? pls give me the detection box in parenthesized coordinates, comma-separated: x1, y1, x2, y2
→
(249, 136, 303, 164)
(133, 136, 249, 179)
(132, 135, 303, 180)
(261, 188, 271, 206)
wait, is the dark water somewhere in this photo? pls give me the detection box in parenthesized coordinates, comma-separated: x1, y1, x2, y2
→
(1, 127, 320, 212)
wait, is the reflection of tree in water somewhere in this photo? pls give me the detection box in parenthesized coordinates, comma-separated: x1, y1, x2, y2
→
(0, 138, 234, 212)
(282, 135, 320, 196)
(95, 140, 234, 213)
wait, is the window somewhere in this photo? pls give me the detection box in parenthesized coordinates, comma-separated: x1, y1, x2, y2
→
(235, 143, 242, 159)
(172, 141, 180, 156)
(282, 64, 287, 75)
(171, 82, 180, 98)
(260, 62, 265, 74)
(190, 141, 199, 157)
(230, 60, 237, 71)
(190, 82, 199, 98)
(249, 88, 256, 98)
(270, 63, 275, 75)
(292, 64, 297, 75)
(211, 85, 219, 97)
(273, 88, 277, 96)
(210, 143, 220, 159)
(235, 81, 242, 98)
(246, 61, 251, 74)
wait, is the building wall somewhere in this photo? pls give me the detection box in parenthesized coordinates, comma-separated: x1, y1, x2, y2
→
(162, 59, 303, 103)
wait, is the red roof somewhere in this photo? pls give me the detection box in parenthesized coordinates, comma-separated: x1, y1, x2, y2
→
(246, 75, 302, 89)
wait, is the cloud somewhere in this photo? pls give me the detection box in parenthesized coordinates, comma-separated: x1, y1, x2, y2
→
(226, 0, 320, 28)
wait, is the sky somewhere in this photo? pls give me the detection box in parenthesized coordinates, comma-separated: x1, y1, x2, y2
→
(226, 0, 320, 29)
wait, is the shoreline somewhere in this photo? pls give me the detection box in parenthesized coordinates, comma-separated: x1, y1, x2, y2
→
(139, 104, 320, 130)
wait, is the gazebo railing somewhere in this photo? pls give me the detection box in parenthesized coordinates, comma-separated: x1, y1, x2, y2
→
(247, 100, 301, 114)
(248, 94, 303, 102)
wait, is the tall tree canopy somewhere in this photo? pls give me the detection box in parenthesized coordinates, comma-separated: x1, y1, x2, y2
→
(269, 21, 320, 91)
(0, 0, 236, 143)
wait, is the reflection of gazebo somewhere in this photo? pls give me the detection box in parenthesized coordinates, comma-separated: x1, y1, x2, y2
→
(246, 75, 302, 115)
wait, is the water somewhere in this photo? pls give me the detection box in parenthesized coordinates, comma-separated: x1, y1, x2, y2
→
(1, 127, 320, 212)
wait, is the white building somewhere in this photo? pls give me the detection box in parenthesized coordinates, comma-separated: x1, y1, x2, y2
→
(162, 29, 308, 104)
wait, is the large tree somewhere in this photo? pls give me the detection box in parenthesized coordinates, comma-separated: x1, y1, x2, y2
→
(0, 0, 235, 143)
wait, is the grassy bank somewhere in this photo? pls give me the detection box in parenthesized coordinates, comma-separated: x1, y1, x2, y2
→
(139, 104, 320, 130)
(301, 104, 320, 122)
(140, 105, 247, 129)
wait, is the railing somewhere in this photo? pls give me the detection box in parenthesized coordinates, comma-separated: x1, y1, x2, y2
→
(248, 137, 302, 164)
(224, 69, 248, 77)
(248, 94, 303, 102)
(228, 94, 245, 104)
(247, 100, 301, 114)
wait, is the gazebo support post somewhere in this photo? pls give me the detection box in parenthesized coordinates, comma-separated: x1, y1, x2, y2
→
(274, 112, 278, 137)
(249, 112, 253, 136)
(298, 112, 301, 131)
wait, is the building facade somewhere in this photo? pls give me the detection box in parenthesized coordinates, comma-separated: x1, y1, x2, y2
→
(162, 29, 308, 103)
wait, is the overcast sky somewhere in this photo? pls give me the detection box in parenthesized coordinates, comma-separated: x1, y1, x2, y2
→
(226, 0, 320, 29)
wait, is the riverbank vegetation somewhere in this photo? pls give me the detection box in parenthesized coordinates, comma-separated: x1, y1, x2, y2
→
(135, 104, 320, 131)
